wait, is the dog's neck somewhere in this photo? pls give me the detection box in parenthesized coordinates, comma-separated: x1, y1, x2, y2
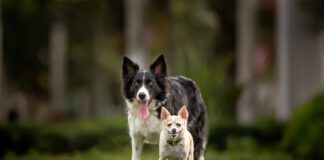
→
(166, 138, 182, 146)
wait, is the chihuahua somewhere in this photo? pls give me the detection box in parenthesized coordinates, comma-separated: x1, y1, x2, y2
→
(159, 106, 194, 160)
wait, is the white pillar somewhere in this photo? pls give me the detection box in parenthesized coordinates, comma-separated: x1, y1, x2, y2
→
(50, 21, 67, 112)
(125, 0, 147, 66)
(276, 0, 292, 122)
(236, 0, 258, 124)
(320, 31, 324, 88)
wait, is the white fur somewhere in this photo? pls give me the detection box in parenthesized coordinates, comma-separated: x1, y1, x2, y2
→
(126, 99, 161, 160)
(159, 120, 194, 160)
(137, 85, 150, 101)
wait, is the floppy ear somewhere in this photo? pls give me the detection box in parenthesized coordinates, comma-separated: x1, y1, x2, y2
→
(160, 107, 170, 121)
(149, 55, 167, 77)
(123, 56, 139, 78)
(177, 106, 189, 120)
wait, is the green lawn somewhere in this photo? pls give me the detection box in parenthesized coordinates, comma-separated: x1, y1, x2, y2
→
(1, 117, 293, 160)
(4, 147, 292, 160)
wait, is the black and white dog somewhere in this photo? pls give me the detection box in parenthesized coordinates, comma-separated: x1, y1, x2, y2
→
(121, 55, 208, 160)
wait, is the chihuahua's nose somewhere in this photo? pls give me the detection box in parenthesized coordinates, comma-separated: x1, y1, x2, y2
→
(138, 93, 146, 100)
(172, 128, 177, 133)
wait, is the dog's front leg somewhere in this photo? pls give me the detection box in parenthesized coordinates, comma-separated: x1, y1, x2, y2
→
(131, 134, 144, 160)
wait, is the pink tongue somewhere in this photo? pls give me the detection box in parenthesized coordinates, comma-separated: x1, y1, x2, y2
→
(138, 101, 149, 120)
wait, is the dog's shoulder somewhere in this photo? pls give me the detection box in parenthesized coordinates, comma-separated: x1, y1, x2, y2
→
(168, 76, 198, 88)
(165, 76, 203, 114)
(167, 76, 201, 97)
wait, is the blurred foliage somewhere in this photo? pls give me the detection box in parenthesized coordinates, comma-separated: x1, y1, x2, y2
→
(298, 0, 324, 29)
(208, 0, 236, 55)
(0, 116, 288, 158)
(3, 148, 293, 160)
(209, 123, 284, 151)
(0, 0, 293, 159)
(282, 92, 324, 160)
(3, 147, 158, 160)
(215, 136, 292, 160)
(2, 0, 124, 116)
(176, 53, 241, 125)
(162, 0, 240, 125)
(213, 150, 292, 160)
(2, 0, 240, 122)
(3, 0, 50, 95)
(0, 117, 129, 157)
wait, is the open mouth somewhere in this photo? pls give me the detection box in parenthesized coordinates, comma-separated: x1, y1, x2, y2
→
(138, 99, 151, 106)
(137, 99, 151, 120)
(170, 134, 178, 138)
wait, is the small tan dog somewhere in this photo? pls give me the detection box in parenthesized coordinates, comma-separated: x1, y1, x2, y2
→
(159, 106, 194, 160)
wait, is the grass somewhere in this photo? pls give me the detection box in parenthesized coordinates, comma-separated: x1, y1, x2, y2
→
(4, 147, 292, 160)
(1, 116, 293, 160)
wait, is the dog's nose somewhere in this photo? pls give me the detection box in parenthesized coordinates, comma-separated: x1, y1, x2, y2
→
(138, 93, 146, 100)
(172, 128, 177, 133)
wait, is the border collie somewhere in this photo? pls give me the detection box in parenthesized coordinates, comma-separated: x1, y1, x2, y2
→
(121, 55, 208, 160)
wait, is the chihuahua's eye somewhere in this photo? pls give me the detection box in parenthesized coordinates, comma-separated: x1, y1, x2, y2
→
(167, 123, 172, 127)
(176, 123, 181, 127)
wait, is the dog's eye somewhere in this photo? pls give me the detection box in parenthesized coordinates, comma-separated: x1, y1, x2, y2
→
(148, 81, 154, 88)
(134, 81, 140, 89)
(167, 123, 172, 127)
(176, 123, 181, 127)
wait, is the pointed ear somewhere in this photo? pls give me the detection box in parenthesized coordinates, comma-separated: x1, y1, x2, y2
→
(149, 55, 167, 77)
(160, 107, 170, 121)
(177, 106, 189, 120)
(123, 56, 139, 78)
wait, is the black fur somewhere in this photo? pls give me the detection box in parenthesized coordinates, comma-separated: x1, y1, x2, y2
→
(164, 76, 208, 159)
(122, 55, 208, 159)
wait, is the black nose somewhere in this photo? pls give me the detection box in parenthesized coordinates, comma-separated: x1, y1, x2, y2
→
(172, 128, 176, 133)
(138, 93, 146, 100)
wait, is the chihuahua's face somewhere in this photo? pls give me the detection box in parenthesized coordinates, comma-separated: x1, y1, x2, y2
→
(160, 106, 189, 139)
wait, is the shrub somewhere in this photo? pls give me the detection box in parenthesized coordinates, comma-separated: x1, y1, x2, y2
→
(0, 117, 130, 157)
(209, 123, 284, 151)
(282, 92, 324, 159)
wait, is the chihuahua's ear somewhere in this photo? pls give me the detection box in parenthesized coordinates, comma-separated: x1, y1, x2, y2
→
(178, 106, 189, 120)
(150, 55, 167, 78)
(161, 107, 170, 121)
(123, 56, 139, 78)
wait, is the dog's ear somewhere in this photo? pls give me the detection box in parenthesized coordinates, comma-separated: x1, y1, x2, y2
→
(161, 107, 170, 121)
(178, 106, 188, 120)
(123, 56, 139, 78)
(150, 55, 167, 77)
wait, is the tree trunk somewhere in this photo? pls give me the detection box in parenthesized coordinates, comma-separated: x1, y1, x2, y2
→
(277, 0, 324, 122)
(276, 0, 293, 122)
(50, 21, 67, 113)
(236, 0, 258, 125)
(0, 2, 5, 123)
(91, 19, 109, 116)
(321, 31, 324, 86)
(125, 0, 147, 66)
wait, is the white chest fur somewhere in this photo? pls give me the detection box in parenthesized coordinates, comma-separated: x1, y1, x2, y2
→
(159, 129, 194, 160)
(162, 142, 187, 159)
(126, 100, 161, 144)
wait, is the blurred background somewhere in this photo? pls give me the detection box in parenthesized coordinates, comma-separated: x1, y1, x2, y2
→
(0, 0, 323, 159)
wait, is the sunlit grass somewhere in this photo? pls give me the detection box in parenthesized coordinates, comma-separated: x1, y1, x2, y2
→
(4, 147, 292, 160)
(2, 116, 292, 160)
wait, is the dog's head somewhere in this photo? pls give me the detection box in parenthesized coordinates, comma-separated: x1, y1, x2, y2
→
(122, 55, 167, 120)
(160, 106, 189, 139)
